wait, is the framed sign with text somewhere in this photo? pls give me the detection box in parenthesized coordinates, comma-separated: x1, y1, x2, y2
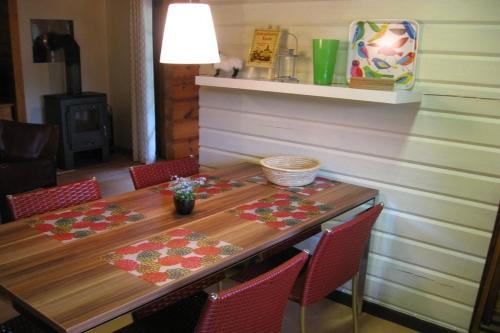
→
(246, 28, 281, 69)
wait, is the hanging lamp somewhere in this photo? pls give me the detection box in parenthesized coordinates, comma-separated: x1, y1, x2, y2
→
(159, 2, 220, 64)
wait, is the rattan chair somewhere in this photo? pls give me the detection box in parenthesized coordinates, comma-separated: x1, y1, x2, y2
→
(291, 204, 383, 333)
(7, 178, 101, 220)
(232, 204, 383, 333)
(196, 251, 308, 333)
(129, 156, 199, 190)
(133, 251, 308, 333)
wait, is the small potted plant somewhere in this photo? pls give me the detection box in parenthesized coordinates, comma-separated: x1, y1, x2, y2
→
(168, 176, 206, 215)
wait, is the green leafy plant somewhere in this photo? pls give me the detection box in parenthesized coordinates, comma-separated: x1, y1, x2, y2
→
(168, 176, 206, 201)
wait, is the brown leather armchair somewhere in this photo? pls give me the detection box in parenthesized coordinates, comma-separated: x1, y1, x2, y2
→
(0, 120, 58, 223)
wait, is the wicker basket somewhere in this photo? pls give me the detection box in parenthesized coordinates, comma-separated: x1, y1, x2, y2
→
(260, 156, 320, 187)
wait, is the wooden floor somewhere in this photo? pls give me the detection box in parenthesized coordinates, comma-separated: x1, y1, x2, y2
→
(1, 152, 415, 333)
(57, 152, 137, 197)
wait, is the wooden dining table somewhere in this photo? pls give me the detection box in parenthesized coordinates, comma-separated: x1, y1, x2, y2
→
(0, 163, 378, 333)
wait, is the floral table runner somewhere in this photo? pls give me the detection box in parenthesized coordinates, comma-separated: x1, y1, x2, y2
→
(246, 175, 335, 196)
(104, 228, 242, 286)
(28, 201, 145, 243)
(152, 175, 245, 199)
(227, 193, 331, 231)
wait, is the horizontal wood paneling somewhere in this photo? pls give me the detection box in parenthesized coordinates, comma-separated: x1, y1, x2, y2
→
(213, 23, 500, 55)
(332, 252, 479, 309)
(367, 254, 479, 306)
(200, 128, 500, 204)
(363, 276, 473, 331)
(201, 107, 500, 176)
(200, 90, 500, 146)
(415, 82, 500, 100)
(331, 204, 490, 257)
(369, 231, 484, 282)
(418, 54, 500, 87)
(298, 233, 477, 330)
(420, 24, 500, 55)
(420, 95, 500, 117)
(298, 232, 479, 306)
(208, 0, 500, 25)
(200, 1, 500, 330)
(200, 147, 497, 231)
(313, 227, 485, 283)
(375, 211, 489, 257)
(338, 277, 472, 331)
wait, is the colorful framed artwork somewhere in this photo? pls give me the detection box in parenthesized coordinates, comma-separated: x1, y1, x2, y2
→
(246, 28, 281, 69)
(346, 19, 419, 90)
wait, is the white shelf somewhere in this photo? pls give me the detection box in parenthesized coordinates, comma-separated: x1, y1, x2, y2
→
(195, 76, 421, 104)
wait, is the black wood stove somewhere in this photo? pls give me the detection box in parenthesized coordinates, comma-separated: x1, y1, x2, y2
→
(44, 92, 109, 169)
(42, 33, 109, 169)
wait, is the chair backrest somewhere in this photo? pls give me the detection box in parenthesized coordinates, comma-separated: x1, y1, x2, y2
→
(129, 156, 199, 190)
(7, 178, 101, 220)
(300, 204, 383, 306)
(195, 251, 309, 333)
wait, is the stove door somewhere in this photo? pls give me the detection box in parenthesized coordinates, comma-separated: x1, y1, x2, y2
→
(66, 103, 106, 151)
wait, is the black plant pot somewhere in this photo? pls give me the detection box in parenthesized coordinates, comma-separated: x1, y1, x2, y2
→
(174, 197, 195, 215)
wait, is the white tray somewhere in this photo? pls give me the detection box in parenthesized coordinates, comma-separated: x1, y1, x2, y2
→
(346, 19, 419, 90)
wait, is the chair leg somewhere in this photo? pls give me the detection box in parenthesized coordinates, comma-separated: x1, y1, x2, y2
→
(218, 281, 223, 292)
(352, 273, 360, 333)
(300, 306, 306, 333)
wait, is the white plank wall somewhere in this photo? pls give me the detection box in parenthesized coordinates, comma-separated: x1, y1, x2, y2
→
(199, 0, 500, 331)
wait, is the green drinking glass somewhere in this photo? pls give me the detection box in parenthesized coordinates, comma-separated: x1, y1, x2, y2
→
(313, 39, 339, 85)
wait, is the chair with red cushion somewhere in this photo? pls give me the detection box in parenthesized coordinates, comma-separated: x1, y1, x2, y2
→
(129, 156, 199, 190)
(7, 178, 101, 220)
(133, 251, 309, 333)
(292, 204, 383, 333)
(231, 204, 383, 333)
(196, 251, 308, 333)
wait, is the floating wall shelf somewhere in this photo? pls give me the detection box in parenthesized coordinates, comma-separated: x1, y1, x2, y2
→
(196, 76, 421, 104)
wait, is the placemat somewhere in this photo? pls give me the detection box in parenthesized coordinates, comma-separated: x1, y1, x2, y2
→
(227, 193, 331, 231)
(246, 175, 335, 196)
(152, 175, 245, 199)
(28, 201, 145, 242)
(104, 228, 242, 286)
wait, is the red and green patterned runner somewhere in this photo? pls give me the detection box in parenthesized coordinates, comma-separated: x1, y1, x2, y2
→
(227, 193, 331, 231)
(28, 201, 145, 242)
(246, 175, 335, 196)
(104, 228, 242, 286)
(152, 175, 245, 199)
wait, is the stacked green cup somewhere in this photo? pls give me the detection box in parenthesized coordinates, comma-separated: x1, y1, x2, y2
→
(312, 39, 339, 85)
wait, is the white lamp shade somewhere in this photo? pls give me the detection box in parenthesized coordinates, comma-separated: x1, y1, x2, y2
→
(160, 3, 220, 64)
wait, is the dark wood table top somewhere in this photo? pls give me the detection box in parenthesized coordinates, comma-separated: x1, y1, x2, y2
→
(0, 163, 378, 332)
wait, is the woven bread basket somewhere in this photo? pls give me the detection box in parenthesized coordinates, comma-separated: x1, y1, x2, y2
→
(260, 156, 320, 187)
